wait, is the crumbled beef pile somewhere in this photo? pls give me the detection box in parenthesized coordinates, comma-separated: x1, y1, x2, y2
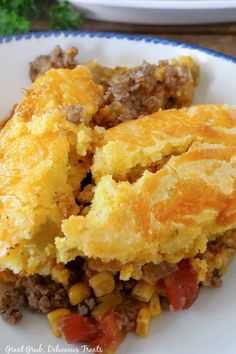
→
(0, 275, 69, 324)
(90, 59, 197, 128)
(29, 46, 198, 129)
(29, 45, 78, 82)
(0, 287, 25, 324)
(23, 275, 69, 313)
(77, 297, 97, 317)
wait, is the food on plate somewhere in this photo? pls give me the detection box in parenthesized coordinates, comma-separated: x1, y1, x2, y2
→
(30, 46, 199, 127)
(0, 46, 235, 354)
(0, 65, 103, 275)
(87, 55, 198, 128)
(29, 45, 79, 82)
(58, 105, 236, 276)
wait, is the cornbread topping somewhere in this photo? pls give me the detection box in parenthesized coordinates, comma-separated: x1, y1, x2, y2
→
(1, 46, 235, 354)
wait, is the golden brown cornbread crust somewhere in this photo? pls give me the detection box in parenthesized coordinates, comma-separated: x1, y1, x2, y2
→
(57, 105, 236, 279)
(92, 105, 236, 181)
(0, 56, 199, 279)
(1, 60, 236, 285)
(0, 66, 103, 275)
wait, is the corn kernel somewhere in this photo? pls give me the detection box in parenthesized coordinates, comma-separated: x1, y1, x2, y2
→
(89, 271, 115, 297)
(47, 308, 71, 337)
(132, 280, 155, 302)
(149, 293, 161, 317)
(136, 307, 151, 337)
(51, 264, 70, 287)
(68, 282, 90, 306)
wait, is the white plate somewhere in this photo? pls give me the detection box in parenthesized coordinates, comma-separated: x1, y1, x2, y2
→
(0, 31, 236, 354)
(69, 0, 236, 25)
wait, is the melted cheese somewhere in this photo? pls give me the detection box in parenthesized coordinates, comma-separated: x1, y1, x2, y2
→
(57, 105, 236, 277)
(0, 66, 103, 274)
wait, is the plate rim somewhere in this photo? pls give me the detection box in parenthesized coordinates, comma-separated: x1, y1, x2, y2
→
(70, 0, 236, 10)
(0, 30, 236, 64)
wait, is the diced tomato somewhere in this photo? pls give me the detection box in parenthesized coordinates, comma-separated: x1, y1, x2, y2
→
(90, 310, 127, 354)
(58, 313, 98, 343)
(163, 259, 200, 310)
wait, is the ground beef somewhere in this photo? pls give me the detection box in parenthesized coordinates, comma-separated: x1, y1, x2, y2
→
(117, 297, 140, 331)
(200, 233, 236, 288)
(91, 59, 198, 128)
(22, 275, 69, 313)
(29, 45, 78, 82)
(66, 105, 84, 124)
(0, 287, 25, 324)
(29, 47, 198, 129)
(77, 303, 89, 317)
(119, 313, 135, 332)
(77, 296, 97, 317)
(0, 275, 69, 324)
(84, 297, 97, 311)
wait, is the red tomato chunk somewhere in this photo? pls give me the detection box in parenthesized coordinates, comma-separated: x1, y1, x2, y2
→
(58, 311, 126, 354)
(58, 313, 98, 343)
(90, 311, 126, 354)
(164, 259, 200, 310)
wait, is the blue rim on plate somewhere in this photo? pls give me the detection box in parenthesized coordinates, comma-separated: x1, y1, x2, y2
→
(0, 30, 236, 64)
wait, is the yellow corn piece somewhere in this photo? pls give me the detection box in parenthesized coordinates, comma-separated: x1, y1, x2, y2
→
(47, 308, 71, 337)
(132, 280, 155, 302)
(51, 264, 70, 287)
(149, 293, 161, 317)
(68, 282, 90, 306)
(136, 307, 151, 337)
(89, 271, 115, 297)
